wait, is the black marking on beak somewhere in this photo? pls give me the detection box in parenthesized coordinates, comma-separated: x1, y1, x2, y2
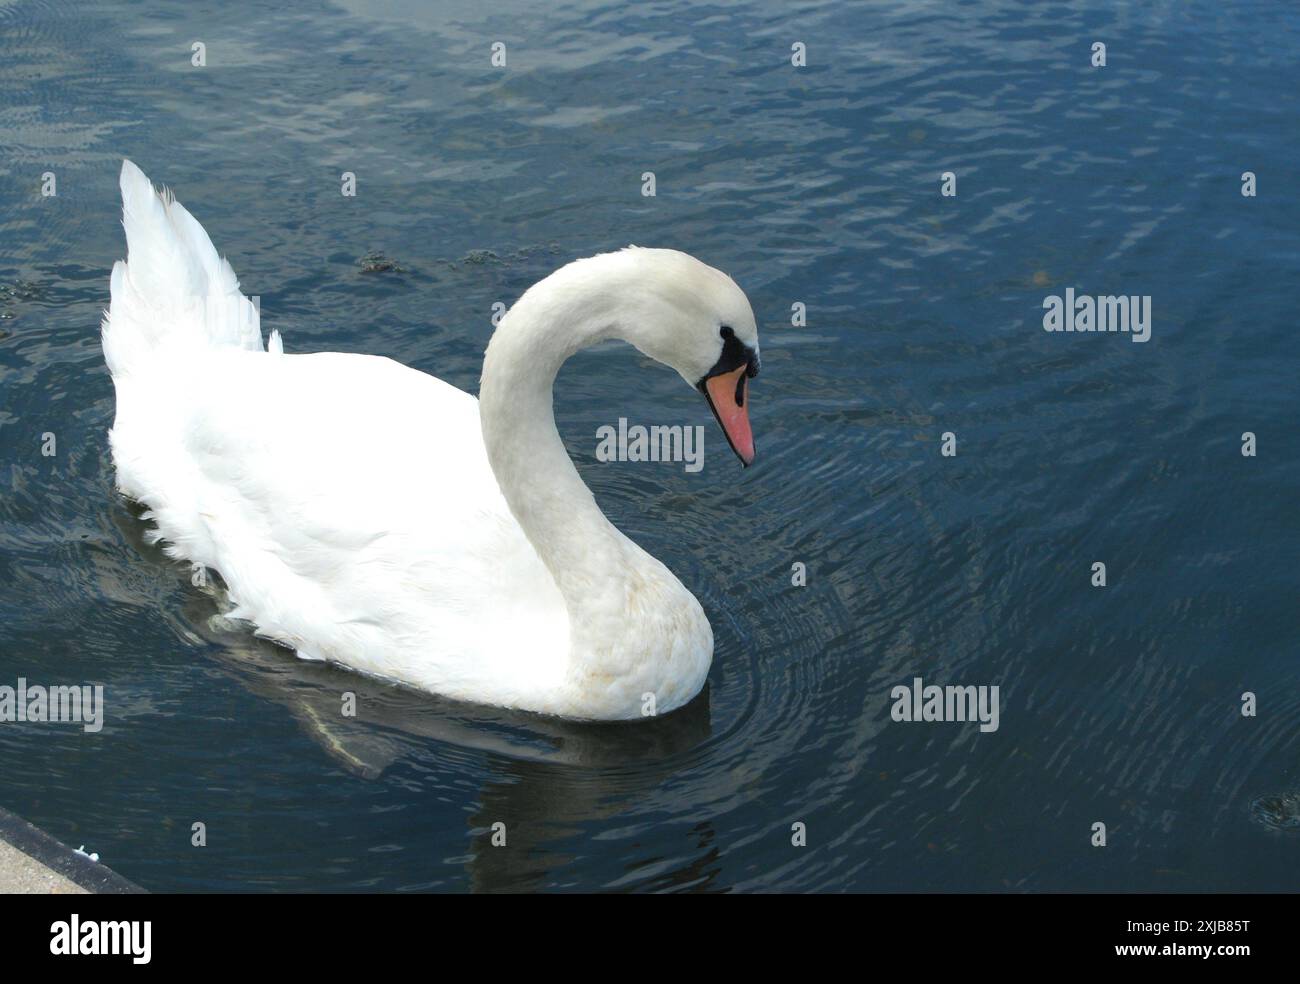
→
(695, 326, 759, 467)
(694, 325, 760, 394)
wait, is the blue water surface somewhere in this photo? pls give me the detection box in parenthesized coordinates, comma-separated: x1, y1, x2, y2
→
(0, 0, 1297, 891)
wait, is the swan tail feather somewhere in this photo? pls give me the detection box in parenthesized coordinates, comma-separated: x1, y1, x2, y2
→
(102, 159, 265, 379)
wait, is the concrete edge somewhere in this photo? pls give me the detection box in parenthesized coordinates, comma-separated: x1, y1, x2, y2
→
(0, 805, 145, 894)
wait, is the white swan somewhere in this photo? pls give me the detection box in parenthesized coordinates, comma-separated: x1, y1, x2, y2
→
(102, 161, 761, 721)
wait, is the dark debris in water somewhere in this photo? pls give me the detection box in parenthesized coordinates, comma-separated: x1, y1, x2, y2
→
(1, 280, 43, 325)
(1250, 792, 1300, 831)
(447, 243, 562, 269)
(357, 251, 405, 274)
(354, 242, 568, 280)
(0, 280, 42, 302)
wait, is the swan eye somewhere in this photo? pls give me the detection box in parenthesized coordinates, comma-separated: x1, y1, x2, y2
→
(719, 325, 734, 339)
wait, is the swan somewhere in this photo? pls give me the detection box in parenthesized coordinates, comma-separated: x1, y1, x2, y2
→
(102, 160, 761, 721)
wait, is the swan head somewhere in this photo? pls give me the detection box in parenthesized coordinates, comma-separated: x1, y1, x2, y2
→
(611, 247, 761, 467)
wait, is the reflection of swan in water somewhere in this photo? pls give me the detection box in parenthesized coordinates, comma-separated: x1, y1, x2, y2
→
(464, 756, 726, 893)
(192, 597, 712, 777)
(109, 498, 716, 887)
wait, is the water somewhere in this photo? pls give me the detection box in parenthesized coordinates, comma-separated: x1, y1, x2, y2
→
(1, 0, 1297, 892)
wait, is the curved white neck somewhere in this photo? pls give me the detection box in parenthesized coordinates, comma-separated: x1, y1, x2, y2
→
(478, 255, 645, 619)
(476, 250, 716, 716)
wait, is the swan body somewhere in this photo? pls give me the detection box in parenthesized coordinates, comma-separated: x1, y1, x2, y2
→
(102, 161, 760, 720)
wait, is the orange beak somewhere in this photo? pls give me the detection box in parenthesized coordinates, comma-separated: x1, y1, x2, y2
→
(702, 364, 755, 467)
